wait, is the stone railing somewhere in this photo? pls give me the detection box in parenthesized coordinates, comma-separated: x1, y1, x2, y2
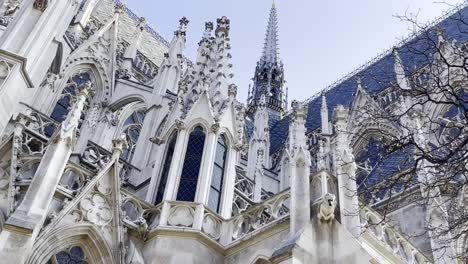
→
(81, 141, 142, 191)
(360, 205, 432, 264)
(227, 189, 290, 243)
(18, 104, 59, 139)
(133, 51, 159, 81)
(127, 192, 289, 245)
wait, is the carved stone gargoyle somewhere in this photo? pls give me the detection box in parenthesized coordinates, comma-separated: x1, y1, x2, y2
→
(318, 193, 336, 222)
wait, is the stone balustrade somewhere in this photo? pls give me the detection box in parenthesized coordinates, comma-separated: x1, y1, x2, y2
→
(360, 205, 432, 264)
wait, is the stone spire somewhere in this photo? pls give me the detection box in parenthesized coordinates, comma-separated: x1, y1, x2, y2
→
(0, 82, 94, 263)
(333, 105, 361, 238)
(247, 2, 286, 124)
(153, 16, 188, 97)
(393, 48, 411, 91)
(321, 92, 330, 135)
(261, 2, 280, 65)
(247, 94, 271, 202)
(119, 17, 146, 80)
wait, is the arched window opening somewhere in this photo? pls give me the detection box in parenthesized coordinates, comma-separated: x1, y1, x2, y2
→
(208, 135, 228, 213)
(272, 69, 277, 81)
(47, 246, 88, 264)
(176, 126, 206, 202)
(48, 71, 94, 137)
(121, 110, 146, 162)
(154, 132, 178, 205)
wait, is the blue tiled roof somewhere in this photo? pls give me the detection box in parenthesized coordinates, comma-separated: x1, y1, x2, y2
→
(359, 145, 415, 188)
(268, 5, 468, 156)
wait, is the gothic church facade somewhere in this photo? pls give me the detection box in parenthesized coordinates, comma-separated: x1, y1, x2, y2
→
(0, 0, 465, 263)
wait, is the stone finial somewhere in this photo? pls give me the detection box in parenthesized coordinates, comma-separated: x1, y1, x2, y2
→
(259, 93, 267, 108)
(77, 80, 94, 97)
(215, 16, 230, 37)
(137, 17, 147, 30)
(178, 17, 189, 35)
(291, 100, 307, 124)
(393, 48, 411, 91)
(114, 3, 124, 15)
(202, 22, 213, 39)
(333, 105, 349, 131)
(112, 133, 129, 159)
(228, 84, 238, 98)
(320, 92, 330, 135)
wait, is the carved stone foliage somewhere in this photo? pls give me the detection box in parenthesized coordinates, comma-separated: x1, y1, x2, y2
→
(0, 0, 21, 27)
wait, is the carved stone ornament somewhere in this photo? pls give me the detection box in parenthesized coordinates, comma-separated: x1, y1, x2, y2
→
(167, 205, 194, 227)
(0, 165, 9, 199)
(202, 214, 221, 240)
(33, 0, 48, 11)
(80, 193, 112, 226)
(318, 193, 336, 222)
(0, 0, 20, 26)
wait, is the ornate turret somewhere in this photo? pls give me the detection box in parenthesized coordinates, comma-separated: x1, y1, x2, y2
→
(247, 2, 287, 125)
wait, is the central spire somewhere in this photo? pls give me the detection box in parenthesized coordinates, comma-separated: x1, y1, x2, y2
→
(247, 2, 287, 125)
(261, 1, 280, 65)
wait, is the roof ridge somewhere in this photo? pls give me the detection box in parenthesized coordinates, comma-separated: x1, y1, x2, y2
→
(113, 0, 170, 47)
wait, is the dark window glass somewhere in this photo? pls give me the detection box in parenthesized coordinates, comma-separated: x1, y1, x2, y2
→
(176, 126, 206, 202)
(208, 135, 227, 213)
(121, 110, 146, 163)
(155, 133, 178, 204)
(50, 246, 88, 264)
(48, 72, 92, 137)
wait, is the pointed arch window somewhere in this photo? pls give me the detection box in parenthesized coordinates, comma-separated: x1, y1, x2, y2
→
(47, 246, 88, 264)
(176, 126, 206, 201)
(208, 134, 228, 213)
(121, 110, 146, 162)
(48, 71, 94, 136)
(154, 132, 178, 204)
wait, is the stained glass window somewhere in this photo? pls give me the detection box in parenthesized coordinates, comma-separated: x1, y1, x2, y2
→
(208, 135, 227, 213)
(176, 126, 206, 202)
(47, 246, 88, 264)
(48, 71, 93, 137)
(121, 110, 146, 163)
(154, 132, 178, 205)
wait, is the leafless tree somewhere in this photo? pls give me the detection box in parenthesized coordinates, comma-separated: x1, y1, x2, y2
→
(351, 3, 468, 261)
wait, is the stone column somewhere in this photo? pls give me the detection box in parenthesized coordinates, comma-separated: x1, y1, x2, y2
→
(333, 105, 360, 238)
(195, 127, 217, 204)
(0, 82, 93, 263)
(219, 147, 239, 218)
(163, 122, 188, 200)
(289, 101, 311, 235)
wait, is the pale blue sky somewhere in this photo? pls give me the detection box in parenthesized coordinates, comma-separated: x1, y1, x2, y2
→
(125, 0, 463, 103)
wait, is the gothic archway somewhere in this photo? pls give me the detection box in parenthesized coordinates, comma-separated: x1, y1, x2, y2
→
(27, 224, 113, 264)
